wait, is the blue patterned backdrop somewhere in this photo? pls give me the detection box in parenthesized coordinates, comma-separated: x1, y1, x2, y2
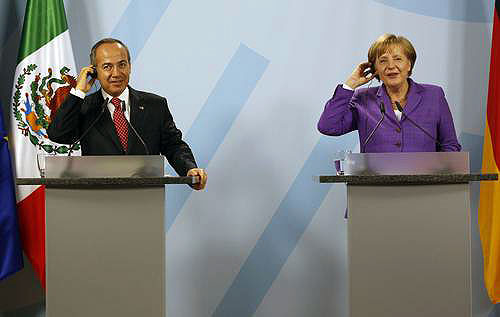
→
(0, 0, 497, 316)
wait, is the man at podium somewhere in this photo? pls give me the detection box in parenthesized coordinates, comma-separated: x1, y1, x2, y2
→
(47, 38, 206, 190)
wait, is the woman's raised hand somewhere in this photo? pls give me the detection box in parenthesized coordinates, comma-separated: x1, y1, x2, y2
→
(344, 62, 375, 89)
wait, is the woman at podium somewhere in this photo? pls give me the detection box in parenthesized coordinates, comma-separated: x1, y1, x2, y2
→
(317, 34, 461, 153)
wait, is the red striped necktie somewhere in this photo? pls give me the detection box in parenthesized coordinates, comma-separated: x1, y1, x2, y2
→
(111, 97, 128, 152)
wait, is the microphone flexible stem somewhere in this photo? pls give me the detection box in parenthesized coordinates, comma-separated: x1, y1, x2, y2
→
(126, 120, 150, 155)
(363, 116, 384, 152)
(362, 102, 386, 153)
(122, 101, 150, 155)
(68, 97, 109, 156)
(395, 101, 441, 149)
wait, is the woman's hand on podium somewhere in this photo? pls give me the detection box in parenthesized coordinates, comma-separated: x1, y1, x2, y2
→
(187, 168, 207, 190)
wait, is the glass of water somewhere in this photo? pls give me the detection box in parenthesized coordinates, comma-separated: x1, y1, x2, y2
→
(333, 150, 352, 175)
(37, 153, 47, 178)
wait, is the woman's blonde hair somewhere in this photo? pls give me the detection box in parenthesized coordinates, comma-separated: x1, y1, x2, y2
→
(368, 34, 416, 80)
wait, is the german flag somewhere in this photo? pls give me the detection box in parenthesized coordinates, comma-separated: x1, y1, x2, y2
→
(479, 0, 500, 304)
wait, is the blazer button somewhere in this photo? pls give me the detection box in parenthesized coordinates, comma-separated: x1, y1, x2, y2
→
(395, 127, 401, 133)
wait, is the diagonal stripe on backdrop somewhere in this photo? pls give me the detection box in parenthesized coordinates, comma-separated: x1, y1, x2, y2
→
(372, 0, 492, 22)
(109, 3, 270, 229)
(166, 43, 269, 229)
(213, 134, 357, 317)
(110, 0, 172, 61)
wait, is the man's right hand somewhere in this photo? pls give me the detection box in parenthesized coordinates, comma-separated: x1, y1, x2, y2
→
(75, 66, 97, 93)
(344, 62, 375, 90)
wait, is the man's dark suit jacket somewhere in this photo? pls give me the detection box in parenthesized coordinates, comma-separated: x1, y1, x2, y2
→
(47, 87, 197, 176)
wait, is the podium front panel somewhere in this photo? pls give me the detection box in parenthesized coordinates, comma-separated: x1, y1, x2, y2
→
(46, 186, 165, 317)
(348, 184, 471, 317)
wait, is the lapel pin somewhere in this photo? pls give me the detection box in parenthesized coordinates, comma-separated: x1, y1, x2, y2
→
(139, 105, 144, 110)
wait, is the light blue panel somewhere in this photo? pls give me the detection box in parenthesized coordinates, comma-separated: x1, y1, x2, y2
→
(461, 131, 493, 316)
(459, 132, 484, 172)
(213, 134, 357, 317)
(63, 0, 132, 68)
(110, 0, 172, 61)
(0, 0, 23, 47)
(373, 0, 494, 22)
(0, 0, 26, 129)
(165, 43, 269, 229)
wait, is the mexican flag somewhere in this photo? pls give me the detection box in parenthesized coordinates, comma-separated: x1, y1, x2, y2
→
(10, 0, 78, 289)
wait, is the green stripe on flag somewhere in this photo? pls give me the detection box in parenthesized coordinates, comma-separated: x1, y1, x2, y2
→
(17, 0, 68, 63)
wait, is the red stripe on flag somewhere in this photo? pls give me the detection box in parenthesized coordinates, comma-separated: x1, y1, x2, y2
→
(17, 186, 46, 289)
(488, 5, 500, 168)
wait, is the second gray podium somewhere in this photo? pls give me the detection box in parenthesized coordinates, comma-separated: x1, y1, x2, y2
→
(317, 152, 497, 317)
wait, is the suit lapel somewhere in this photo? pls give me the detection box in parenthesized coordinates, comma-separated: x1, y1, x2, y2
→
(376, 79, 423, 125)
(91, 91, 124, 152)
(127, 87, 146, 154)
(401, 79, 423, 118)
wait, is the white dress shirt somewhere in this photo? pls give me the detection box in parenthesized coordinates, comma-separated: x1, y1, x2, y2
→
(70, 87, 131, 121)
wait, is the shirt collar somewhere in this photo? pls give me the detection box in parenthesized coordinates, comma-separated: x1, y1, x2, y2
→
(101, 87, 129, 105)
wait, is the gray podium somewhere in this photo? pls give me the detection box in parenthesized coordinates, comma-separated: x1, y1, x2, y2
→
(317, 152, 497, 317)
(17, 156, 197, 317)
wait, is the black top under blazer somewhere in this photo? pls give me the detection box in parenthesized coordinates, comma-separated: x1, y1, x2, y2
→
(47, 87, 197, 176)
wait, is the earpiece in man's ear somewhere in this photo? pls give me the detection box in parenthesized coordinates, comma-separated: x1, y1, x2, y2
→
(89, 66, 97, 79)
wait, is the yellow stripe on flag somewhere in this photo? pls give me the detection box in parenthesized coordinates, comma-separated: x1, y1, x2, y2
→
(479, 120, 500, 303)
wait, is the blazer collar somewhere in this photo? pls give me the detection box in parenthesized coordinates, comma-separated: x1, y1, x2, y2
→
(89, 87, 147, 154)
(128, 86, 146, 127)
(376, 78, 423, 122)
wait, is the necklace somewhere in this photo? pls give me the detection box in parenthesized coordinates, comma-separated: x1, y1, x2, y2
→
(391, 97, 407, 110)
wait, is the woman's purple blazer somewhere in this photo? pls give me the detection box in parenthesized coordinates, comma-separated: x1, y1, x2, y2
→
(317, 79, 461, 152)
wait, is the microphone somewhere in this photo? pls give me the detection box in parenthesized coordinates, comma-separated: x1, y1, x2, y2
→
(122, 101, 150, 155)
(395, 101, 441, 149)
(68, 97, 109, 156)
(362, 102, 386, 152)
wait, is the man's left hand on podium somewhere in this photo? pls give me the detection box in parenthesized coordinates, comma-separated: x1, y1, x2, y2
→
(187, 168, 207, 190)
